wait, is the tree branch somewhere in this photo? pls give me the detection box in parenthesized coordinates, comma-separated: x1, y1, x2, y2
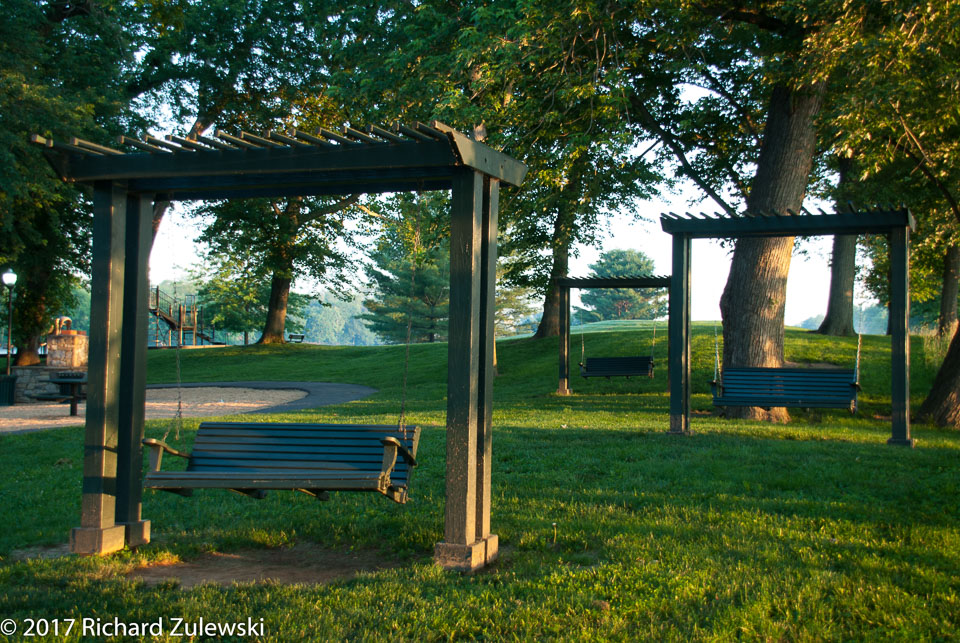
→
(629, 95, 738, 216)
(697, 3, 790, 34)
(299, 194, 360, 226)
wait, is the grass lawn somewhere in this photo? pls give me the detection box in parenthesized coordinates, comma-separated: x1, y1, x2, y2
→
(0, 324, 958, 640)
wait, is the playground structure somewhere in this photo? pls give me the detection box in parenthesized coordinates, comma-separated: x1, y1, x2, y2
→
(148, 286, 221, 348)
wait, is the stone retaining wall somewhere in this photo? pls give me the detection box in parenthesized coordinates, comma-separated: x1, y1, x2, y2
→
(11, 366, 79, 404)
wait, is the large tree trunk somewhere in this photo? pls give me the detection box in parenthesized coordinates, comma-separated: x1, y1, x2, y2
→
(917, 323, 960, 427)
(817, 234, 857, 336)
(12, 267, 52, 366)
(939, 244, 960, 337)
(533, 208, 572, 339)
(258, 272, 291, 344)
(817, 157, 857, 336)
(719, 83, 824, 422)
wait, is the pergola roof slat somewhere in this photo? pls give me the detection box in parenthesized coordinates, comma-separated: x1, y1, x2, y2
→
(215, 131, 259, 149)
(167, 135, 213, 152)
(318, 127, 358, 146)
(118, 136, 168, 154)
(195, 134, 239, 152)
(267, 130, 310, 147)
(70, 137, 122, 155)
(367, 124, 405, 143)
(289, 128, 335, 147)
(239, 131, 284, 148)
(395, 123, 433, 142)
(146, 135, 188, 152)
(343, 126, 381, 144)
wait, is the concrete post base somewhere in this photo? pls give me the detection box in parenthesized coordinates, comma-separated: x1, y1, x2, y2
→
(70, 525, 126, 555)
(119, 520, 151, 548)
(887, 437, 916, 447)
(435, 534, 499, 572)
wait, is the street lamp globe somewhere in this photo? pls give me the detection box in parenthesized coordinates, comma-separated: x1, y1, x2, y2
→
(1, 270, 15, 288)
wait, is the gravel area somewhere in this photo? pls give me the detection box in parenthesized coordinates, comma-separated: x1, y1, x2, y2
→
(0, 386, 309, 434)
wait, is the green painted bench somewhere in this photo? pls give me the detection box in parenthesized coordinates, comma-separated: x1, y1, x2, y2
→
(143, 422, 420, 503)
(712, 367, 859, 412)
(287, 334, 305, 343)
(579, 356, 654, 379)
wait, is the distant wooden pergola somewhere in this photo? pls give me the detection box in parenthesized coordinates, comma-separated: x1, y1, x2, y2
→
(660, 207, 915, 446)
(34, 121, 527, 571)
(555, 275, 671, 395)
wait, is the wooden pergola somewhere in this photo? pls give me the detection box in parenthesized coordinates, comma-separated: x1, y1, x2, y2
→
(660, 207, 915, 446)
(555, 275, 671, 395)
(33, 121, 527, 571)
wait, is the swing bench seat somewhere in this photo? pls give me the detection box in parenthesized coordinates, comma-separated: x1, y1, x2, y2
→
(143, 422, 420, 504)
(579, 356, 654, 379)
(711, 367, 859, 412)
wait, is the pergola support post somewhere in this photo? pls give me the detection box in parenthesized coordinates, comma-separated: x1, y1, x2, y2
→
(557, 283, 571, 395)
(71, 181, 128, 555)
(115, 194, 153, 546)
(668, 234, 692, 435)
(435, 170, 499, 571)
(888, 227, 914, 446)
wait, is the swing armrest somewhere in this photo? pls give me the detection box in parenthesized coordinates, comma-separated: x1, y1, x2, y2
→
(380, 437, 417, 467)
(143, 438, 190, 473)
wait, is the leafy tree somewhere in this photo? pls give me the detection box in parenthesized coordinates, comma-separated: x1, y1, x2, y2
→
(580, 250, 667, 321)
(495, 275, 537, 337)
(362, 243, 450, 344)
(325, 0, 662, 339)
(195, 197, 355, 343)
(0, 0, 144, 362)
(195, 252, 265, 345)
(302, 294, 379, 346)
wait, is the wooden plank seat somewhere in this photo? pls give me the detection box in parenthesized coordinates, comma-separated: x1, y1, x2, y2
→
(143, 422, 420, 503)
(287, 334, 305, 343)
(579, 356, 654, 379)
(712, 367, 859, 412)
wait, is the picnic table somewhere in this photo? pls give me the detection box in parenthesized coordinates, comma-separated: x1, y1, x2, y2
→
(32, 373, 87, 416)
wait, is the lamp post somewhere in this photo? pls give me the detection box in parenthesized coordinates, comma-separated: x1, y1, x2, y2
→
(2, 269, 16, 376)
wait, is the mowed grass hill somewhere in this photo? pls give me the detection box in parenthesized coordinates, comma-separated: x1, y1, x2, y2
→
(1, 323, 958, 640)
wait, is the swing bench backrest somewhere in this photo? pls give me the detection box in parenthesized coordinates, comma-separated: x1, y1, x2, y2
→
(143, 422, 420, 504)
(712, 367, 859, 412)
(580, 356, 654, 379)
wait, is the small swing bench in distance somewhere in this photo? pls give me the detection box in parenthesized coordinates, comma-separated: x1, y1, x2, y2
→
(143, 422, 420, 504)
(579, 356, 654, 379)
(711, 367, 859, 412)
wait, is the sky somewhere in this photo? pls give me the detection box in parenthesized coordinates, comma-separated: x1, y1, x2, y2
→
(150, 188, 839, 327)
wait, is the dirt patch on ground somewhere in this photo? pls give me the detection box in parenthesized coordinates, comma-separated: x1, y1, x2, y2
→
(127, 544, 399, 588)
(0, 387, 307, 434)
(8, 543, 72, 561)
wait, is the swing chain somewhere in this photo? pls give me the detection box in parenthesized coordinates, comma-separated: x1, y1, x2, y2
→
(161, 285, 184, 444)
(397, 207, 421, 438)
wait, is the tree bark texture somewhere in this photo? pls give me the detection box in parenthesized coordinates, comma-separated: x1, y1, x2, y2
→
(816, 234, 857, 336)
(258, 272, 291, 344)
(917, 322, 960, 428)
(719, 83, 825, 422)
(939, 244, 960, 337)
(533, 208, 573, 339)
